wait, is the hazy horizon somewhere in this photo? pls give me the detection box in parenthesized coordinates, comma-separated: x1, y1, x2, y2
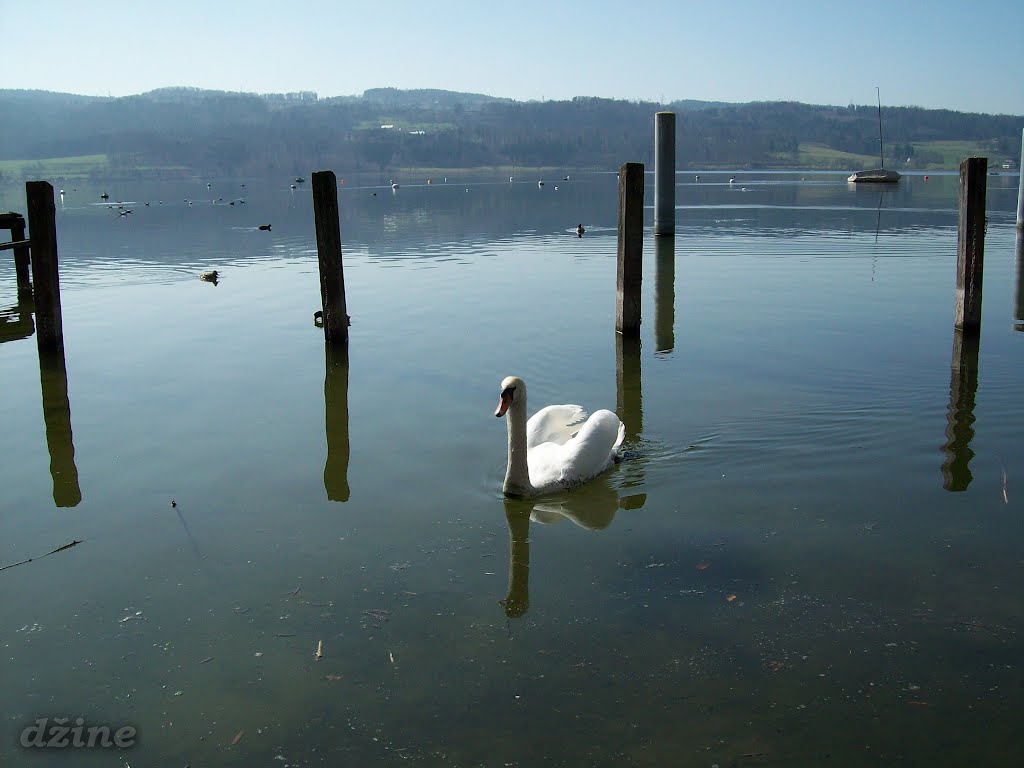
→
(3, 0, 1022, 115)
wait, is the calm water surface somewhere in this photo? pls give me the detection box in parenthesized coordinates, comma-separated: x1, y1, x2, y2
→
(1, 171, 1022, 766)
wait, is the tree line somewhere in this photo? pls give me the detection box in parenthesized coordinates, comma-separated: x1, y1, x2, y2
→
(1, 87, 1021, 178)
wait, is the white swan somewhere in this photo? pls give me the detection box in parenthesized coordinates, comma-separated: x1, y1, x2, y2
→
(494, 376, 624, 497)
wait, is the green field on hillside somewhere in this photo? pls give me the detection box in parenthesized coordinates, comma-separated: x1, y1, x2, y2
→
(0, 154, 110, 180)
(908, 140, 1003, 166)
(0, 139, 1013, 181)
(790, 140, 1002, 170)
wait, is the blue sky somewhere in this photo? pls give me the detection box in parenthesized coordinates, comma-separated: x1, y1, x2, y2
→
(3, 0, 1021, 114)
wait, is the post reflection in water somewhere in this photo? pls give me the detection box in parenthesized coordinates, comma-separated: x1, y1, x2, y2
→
(38, 348, 81, 507)
(0, 295, 35, 344)
(654, 236, 676, 354)
(501, 482, 646, 619)
(941, 330, 980, 492)
(1014, 232, 1024, 331)
(323, 342, 350, 502)
(615, 333, 643, 444)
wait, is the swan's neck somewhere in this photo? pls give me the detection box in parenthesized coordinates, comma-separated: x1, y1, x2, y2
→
(504, 399, 533, 497)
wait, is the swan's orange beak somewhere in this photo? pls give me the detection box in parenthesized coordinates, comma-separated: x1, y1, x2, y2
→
(495, 392, 511, 418)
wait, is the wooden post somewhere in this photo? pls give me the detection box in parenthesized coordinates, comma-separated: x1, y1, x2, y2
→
(654, 112, 676, 236)
(0, 213, 32, 298)
(654, 235, 675, 353)
(616, 162, 644, 335)
(25, 182, 64, 353)
(953, 157, 986, 335)
(312, 170, 349, 344)
(941, 330, 979, 492)
(323, 342, 351, 502)
(1016, 128, 1023, 227)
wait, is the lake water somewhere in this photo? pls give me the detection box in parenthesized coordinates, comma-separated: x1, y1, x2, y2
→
(1, 170, 1022, 766)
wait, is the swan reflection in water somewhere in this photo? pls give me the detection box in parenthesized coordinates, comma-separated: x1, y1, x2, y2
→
(500, 482, 645, 618)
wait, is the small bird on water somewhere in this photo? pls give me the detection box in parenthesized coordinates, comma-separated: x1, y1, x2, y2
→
(259, 224, 272, 231)
(576, 224, 585, 238)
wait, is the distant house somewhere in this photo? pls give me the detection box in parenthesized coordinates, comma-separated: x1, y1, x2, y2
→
(1002, 160, 1015, 169)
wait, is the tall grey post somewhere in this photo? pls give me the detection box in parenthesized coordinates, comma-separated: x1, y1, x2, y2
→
(1017, 128, 1024, 228)
(654, 112, 676, 236)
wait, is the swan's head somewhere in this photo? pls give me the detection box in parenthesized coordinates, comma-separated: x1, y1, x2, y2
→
(495, 376, 526, 418)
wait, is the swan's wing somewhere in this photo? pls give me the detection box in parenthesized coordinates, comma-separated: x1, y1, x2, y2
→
(526, 441, 568, 490)
(527, 404, 586, 449)
(557, 410, 623, 485)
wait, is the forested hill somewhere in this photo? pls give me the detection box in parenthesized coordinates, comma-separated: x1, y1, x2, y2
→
(1, 87, 1021, 179)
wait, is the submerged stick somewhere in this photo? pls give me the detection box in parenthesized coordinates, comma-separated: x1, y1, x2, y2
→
(0, 539, 82, 572)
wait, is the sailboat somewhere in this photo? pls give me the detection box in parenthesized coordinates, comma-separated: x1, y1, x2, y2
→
(848, 88, 901, 183)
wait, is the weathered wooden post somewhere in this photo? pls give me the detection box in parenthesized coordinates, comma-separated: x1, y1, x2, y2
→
(312, 170, 349, 344)
(654, 112, 676, 237)
(654, 235, 675, 353)
(11, 215, 31, 298)
(39, 348, 82, 507)
(616, 162, 644, 336)
(941, 330, 979, 492)
(1016, 128, 1023, 228)
(0, 212, 32, 297)
(25, 182, 64, 353)
(323, 341, 351, 502)
(503, 502, 531, 618)
(953, 157, 987, 335)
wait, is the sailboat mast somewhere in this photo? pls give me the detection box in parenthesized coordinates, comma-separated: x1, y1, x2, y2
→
(876, 87, 885, 169)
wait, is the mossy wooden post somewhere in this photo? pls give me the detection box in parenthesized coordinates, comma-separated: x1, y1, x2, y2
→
(616, 162, 644, 336)
(312, 170, 348, 344)
(953, 157, 986, 336)
(654, 112, 675, 236)
(25, 181, 64, 353)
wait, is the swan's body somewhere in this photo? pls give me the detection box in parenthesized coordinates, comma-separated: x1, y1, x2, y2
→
(495, 376, 624, 497)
